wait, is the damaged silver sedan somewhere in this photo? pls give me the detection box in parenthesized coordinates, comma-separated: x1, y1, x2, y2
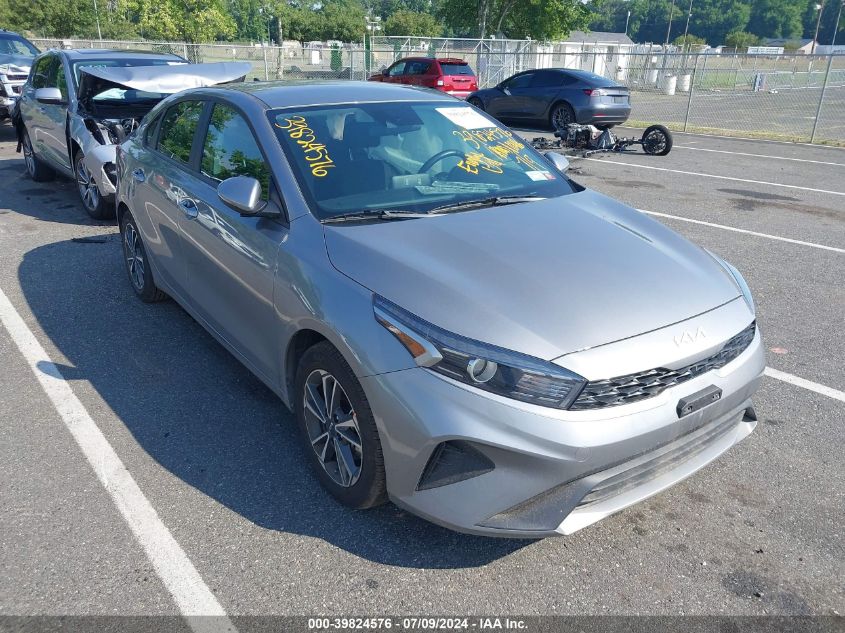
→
(14, 48, 250, 219)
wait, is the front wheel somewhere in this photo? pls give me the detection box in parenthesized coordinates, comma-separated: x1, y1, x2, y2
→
(295, 341, 387, 509)
(75, 151, 114, 219)
(641, 124, 673, 156)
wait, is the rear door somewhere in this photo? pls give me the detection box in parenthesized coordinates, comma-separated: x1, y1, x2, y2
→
(178, 101, 287, 382)
(404, 60, 431, 87)
(21, 54, 71, 172)
(127, 98, 206, 301)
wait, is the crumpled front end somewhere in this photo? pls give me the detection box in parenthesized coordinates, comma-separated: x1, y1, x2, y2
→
(0, 62, 31, 117)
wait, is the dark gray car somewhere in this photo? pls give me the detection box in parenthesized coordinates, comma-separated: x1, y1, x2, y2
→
(468, 68, 631, 130)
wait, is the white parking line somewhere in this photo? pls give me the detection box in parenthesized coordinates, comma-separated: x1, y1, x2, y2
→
(765, 367, 845, 403)
(674, 145, 845, 168)
(585, 158, 845, 197)
(638, 210, 845, 254)
(667, 129, 845, 149)
(0, 287, 235, 633)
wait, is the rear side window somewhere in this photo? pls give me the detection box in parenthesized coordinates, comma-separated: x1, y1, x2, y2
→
(531, 71, 566, 88)
(157, 100, 204, 165)
(201, 104, 270, 200)
(406, 61, 431, 75)
(439, 63, 473, 76)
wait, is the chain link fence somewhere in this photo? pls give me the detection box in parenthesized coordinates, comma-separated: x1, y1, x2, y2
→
(31, 37, 845, 145)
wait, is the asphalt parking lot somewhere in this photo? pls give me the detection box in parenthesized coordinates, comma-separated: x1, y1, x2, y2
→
(0, 121, 843, 619)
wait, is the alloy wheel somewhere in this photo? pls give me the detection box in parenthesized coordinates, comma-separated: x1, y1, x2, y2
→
(643, 129, 667, 154)
(76, 158, 100, 212)
(123, 222, 145, 291)
(303, 369, 363, 488)
(552, 105, 574, 130)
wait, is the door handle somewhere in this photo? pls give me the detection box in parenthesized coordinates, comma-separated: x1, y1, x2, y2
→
(178, 198, 199, 219)
(132, 168, 146, 183)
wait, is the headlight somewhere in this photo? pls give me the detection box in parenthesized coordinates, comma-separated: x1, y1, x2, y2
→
(374, 295, 587, 409)
(708, 251, 755, 314)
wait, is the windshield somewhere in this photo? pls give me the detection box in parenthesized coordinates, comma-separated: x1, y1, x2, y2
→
(439, 63, 473, 76)
(269, 102, 576, 220)
(72, 58, 181, 86)
(0, 35, 39, 58)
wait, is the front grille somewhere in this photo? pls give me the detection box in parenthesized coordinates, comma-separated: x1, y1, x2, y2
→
(7, 74, 28, 81)
(570, 321, 756, 410)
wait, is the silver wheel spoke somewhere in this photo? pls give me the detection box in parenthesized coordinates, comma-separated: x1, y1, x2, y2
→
(305, 383, 327, 423)
(334, 438, 353, 486)
(335, 427, 361, 451)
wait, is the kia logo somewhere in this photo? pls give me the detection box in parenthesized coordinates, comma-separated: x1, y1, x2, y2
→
(674, 327, 706, 347)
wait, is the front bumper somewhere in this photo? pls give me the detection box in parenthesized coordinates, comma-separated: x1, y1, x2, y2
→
(361, 320, 764, 538)
(0, 80, 25, 116)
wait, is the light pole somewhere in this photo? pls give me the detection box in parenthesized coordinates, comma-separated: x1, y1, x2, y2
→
(833, 0, 844, 46)
(681, 0, 694, 51)
(812, 1, 824, 55)
(664, 0, 677, 47)
(364, 15, 381, 75)
(624, 10, 631, 36)
(92, 0, 102, 40)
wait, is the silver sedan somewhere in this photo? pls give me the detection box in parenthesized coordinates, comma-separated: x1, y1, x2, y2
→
(115, 81, 764, 537)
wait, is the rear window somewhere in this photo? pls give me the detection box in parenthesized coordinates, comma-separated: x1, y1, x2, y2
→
(439, 63, 473, 76)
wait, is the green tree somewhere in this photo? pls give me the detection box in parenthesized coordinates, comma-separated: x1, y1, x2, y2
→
(384, 9, 442, 36)
(439, 0, 590, 39)
(747, 0, 802, 40)
(724, 30, 762, 48)
(673, 33, 707, 49)
(137, 0, 236, 43)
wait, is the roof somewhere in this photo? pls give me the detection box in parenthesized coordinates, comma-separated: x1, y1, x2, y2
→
(59, 49, 184, 61)
(198, 80, 456, 109)
(764, 38, 815, 46)
(563, 31, 634, 45)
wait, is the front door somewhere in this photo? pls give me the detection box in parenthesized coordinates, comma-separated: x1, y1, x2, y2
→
(178, 102, 287, 383)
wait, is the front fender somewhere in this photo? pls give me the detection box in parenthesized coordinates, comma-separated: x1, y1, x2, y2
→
(83, 143, 117, 196)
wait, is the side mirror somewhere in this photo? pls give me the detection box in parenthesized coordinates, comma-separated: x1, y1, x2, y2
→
(217, 176, 269, 216)
(35, 87, 65, 105)
(545, 152, 570, 173)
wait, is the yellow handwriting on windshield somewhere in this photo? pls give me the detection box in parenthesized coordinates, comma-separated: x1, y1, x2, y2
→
(276, 115, 335, 177)
(456, 151, 504, 175)
(452, 127, 544, 172)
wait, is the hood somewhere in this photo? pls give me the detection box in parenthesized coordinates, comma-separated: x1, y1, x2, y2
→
(324, 190, 742, 361)
(0, 54, 33, 75)
(78, 62, 252, 101)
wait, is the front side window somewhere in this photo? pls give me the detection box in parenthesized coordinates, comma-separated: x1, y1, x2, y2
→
(388, 62, 406, 76)
(157, 100, 204, 165)
(269, 101, 577, 220)
(31, 56, 55, 89)
(201, 104, 270, 199)
(503, 73, 533, 90)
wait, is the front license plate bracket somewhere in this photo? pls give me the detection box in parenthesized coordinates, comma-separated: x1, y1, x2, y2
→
(677, 385, 723, 418)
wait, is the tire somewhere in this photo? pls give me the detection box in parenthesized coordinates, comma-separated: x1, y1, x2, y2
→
(295, 341, 387, 510)
(550, 102, 575, 131)
(120, 212, 168, 303)
(21, 127, 55, 182)
(641, 124, 673, 156)
(468, 97, 484, 111)
(75, 151, 115, 220)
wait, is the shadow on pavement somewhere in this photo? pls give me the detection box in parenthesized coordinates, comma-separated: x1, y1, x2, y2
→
(17, 235, 532, 569)
(0, 123, 101, 227)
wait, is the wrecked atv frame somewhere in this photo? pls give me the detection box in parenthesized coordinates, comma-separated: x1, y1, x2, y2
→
(532, 124, 673, 158)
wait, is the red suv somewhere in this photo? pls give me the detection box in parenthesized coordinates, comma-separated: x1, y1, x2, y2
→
(368, 57, 478, 99)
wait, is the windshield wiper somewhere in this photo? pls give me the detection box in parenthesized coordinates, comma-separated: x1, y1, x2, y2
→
(322, 209, 432, 224)
(428, 195, 546, 215)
